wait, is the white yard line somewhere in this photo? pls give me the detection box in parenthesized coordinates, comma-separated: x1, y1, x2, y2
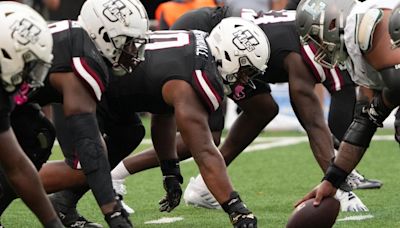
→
(337, 214, 374, 222)
(144, 217, 184, 224)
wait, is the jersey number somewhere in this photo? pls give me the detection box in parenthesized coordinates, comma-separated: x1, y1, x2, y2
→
(145, 31, 190, 50)
(241, 9, 296, 25)
(48, 20, 81, 34)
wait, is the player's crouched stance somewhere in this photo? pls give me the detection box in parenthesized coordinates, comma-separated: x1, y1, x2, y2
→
(184, 18, 268, 227)
(155, 17, 267, 227)
(389, 9, 400, 145)
(295, 0, 400, 209)
(122, 17, 267, 227)
(0, 2, 63, 227)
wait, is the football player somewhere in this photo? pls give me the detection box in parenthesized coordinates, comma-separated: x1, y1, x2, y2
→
(388, 6, 400, 144)
(46, 17, 270, 227)
(0, 0, 149, 227)
(110, 6, 370, 212)
(0, 2, 63, 227)
(295, 0, 400, 207)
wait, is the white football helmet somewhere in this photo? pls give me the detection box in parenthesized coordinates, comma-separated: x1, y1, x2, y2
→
(206, 17, 270, 85)
(78, 0, 149, 73)
(0, 2, 53, 92)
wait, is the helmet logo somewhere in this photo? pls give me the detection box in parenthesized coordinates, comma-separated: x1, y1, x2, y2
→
(303, 0, 326, 20)
(232, 30, 259, 52)
(10, 18, 40, 45)
(102, 0, 133, 24)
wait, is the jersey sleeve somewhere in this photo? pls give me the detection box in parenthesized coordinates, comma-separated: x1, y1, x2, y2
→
(70, 27, 109, 101)
(192, 69, 224, 113)
(265, 23, 301, 70)
(170, 7, 216, 33)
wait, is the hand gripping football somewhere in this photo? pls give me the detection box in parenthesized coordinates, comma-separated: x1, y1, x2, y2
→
(286, 197, 340, 228)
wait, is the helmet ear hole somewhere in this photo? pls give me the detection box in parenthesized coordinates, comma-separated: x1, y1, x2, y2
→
(102, 31, 111, 43)
(1, 49, 11, 59)
(224, 51, 231, 61)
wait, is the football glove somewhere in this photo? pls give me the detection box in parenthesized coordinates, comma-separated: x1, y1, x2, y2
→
(222, 191, 257, 228)
(230, 210, 257, 228)
(159, 175, 183, 212)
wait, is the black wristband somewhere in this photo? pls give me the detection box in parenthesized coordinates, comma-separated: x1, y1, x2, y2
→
(160, 159, 183, 183)
(323, 163, 349, 189)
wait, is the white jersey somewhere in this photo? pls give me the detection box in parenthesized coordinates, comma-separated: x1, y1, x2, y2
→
(344, 0, 399, 90)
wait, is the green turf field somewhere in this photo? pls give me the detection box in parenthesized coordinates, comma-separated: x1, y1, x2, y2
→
(2, 130, 400, 227)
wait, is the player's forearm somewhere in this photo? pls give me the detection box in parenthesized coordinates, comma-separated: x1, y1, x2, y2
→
(151, 114, 178, 161)
(303, 114, 335, 172)
(334, 142, 366, 173)
(290, 89, 334, 172)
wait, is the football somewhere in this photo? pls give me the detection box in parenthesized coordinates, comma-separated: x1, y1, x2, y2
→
(286, 197, 340, 228)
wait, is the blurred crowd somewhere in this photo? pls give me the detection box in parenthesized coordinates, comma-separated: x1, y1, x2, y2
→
(2, 0, 289, 28)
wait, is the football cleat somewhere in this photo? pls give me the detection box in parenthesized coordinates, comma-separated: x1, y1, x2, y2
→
(112, 179, 135, 214)
(346, 170, 383, 190)
(335, 189, 369, 212)
(105, 195, 133, 228)
(183, 175, 221, 209)
(58, 211, 103, 228)
(49, 193, 103, 228)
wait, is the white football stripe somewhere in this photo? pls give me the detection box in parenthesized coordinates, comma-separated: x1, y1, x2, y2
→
(303, 44, 326, 82)
(330, 68, 342, 91)
(72, 57, 102, 101)
(195, 70, 219, 111)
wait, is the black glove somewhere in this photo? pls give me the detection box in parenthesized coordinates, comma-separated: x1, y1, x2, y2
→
(230, 211, 257, 228)
(159, 175, 183, 212)
(222, 191, 257, 228)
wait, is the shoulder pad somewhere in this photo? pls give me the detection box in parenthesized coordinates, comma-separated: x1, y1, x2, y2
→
(357, 8, 383, 52)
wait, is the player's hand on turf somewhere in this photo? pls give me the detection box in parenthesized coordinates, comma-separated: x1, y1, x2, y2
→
(159, 175, 182, 212)
(295, 181, 337, 208)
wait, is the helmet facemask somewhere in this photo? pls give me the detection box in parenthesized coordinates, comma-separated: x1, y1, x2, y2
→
(116, 36, 148, 73)
(222, 56, 264, 88)
(301, 15, 347, 68)
(2, 51, 50, 92)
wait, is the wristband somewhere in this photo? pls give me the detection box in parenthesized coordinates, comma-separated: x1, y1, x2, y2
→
(323, 163, 349, 189)
(160, 159, 183, 183)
